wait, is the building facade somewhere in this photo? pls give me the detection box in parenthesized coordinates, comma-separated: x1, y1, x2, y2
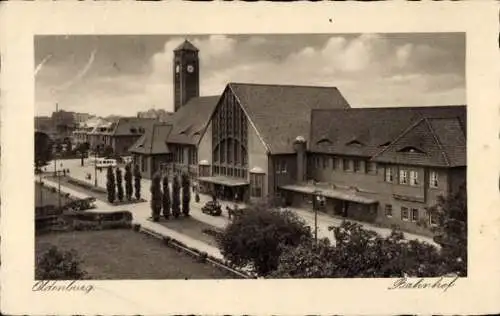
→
(128, 40, 467, 236)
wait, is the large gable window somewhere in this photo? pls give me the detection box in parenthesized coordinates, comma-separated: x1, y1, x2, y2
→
(212, 92, 248, 179)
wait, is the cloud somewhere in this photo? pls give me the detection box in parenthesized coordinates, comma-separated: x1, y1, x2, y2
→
(35, 34, 465, 116)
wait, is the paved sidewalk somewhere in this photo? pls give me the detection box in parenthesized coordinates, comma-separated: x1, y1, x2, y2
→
(49, 159, 438, 246)
(41, 177, 224, 259)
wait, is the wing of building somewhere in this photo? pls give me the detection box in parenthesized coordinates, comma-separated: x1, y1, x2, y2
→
(127, 39, 466, 237)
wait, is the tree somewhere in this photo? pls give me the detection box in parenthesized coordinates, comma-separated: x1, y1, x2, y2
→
(272, 221, 446, 278)
(218, 202, 312, 276)
(150, 172, 162, 222)
(171, 175, 181, 218)
(429, 183, 467, 276)
(106, 166, 116, 203)
(124, 163, 133, 201)
(181, 173, 191, 216)
(133, 164, 142, 200)
(162, 174, 171, 219)
(115, 167, 124, 202)
(36, 246, 87, 280)
(35, 131, 53, 170)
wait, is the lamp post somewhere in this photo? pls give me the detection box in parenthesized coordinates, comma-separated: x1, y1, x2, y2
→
(94, 145, 99, 187)
(313, 190, 325, 243)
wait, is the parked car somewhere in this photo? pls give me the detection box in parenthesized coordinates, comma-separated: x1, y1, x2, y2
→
(201, 200, 222, 216)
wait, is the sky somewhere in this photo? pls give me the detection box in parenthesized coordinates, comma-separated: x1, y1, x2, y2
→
(34, 33, 465, 117)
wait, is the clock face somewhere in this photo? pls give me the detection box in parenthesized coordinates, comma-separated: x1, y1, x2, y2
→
(187, 65, 194, 73)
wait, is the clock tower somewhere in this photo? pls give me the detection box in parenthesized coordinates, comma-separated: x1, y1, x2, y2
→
(173, 40, 200, 112)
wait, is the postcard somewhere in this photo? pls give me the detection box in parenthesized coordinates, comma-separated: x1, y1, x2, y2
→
(1, 1, 499, 315)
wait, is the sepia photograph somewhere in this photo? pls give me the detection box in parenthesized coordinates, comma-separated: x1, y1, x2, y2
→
(2, 2, 499, 315)
(34, 33, 466, 280)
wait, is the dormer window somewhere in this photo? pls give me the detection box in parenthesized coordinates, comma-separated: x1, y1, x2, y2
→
(379, 141, 391, 147)
(316, 137, 332, 145)
(346, 139, 363, 147)
(398, 146, 425, 154)
(130, 128, 137, 133)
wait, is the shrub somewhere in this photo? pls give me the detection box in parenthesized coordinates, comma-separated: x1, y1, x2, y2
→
(133, 164, 142, 200)
(218, 202, 312, 276)
(171, 175, 181, 218)
(106, 166, 116, 204)
(181, 173, 191, 216)
(132, 223, 141, 232)
(35, 246, 87, 280)
(115, 167, 124, 202)
(124, 163, 133, 201)
(272, 221, 446, 278)
(162, 174, 171, 219)
(150, 172, 162, 222)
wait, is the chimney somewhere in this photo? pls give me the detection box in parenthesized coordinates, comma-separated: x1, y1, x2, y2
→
(293, 136, 307, 183)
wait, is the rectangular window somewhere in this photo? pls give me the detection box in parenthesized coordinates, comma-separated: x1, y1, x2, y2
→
(411, 208, 419, 222)
(429, 212, 438, 226)
(430, 171, 439, 188)
(353, 160, 361, 172)
(281, 161, 287, 174)
(399, 169, 408, 185)
(335, 158, 342, 170)
(410, 170, 419, 186)
(343, 159, 353, 172)
(385, 204, 393, 217)
(385, 167, 393, 182)
(401, 207, 409, 221)
(251, 173, 263, 197)
(367, 162, 377, 174)
(322, 156, 329, 169)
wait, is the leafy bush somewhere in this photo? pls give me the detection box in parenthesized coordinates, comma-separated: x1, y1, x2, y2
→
(181, 173, 191, 216)
(124, 163, 133, 201)
(218, 202, 312, 276)
(171, 175, 181, 218)
(106, 166, 116, 203)
(150, 172, 162, 222)
(35, 246, 87, 280)
(428, 183, 467, 276)
(115, 168, 124, 202)
(272, 221, 446, 278)
(162, 174, 171, 219)
(133, 164, 142, 200)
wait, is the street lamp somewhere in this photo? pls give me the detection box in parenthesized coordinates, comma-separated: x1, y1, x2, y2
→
(94, 145, 99, 187)
(313, 190, 326, 243)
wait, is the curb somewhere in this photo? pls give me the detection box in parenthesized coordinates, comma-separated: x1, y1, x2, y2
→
(137, 224, 253, 279)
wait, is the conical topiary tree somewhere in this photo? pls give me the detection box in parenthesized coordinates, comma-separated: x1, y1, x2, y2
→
(133, 164, 142, 200)
(181, 172, 191, 217)
(171, 175, 181, 218)
(124, 163, 133, 201)
(106, 166, 116, 204)
(150, 172, 162, 222)
(116, 167, 124, 202)
(162, 174, 171, 219)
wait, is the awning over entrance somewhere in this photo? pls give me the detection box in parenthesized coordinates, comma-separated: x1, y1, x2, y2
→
(279, 183, 378, 205)
(198, 176, 249, 187)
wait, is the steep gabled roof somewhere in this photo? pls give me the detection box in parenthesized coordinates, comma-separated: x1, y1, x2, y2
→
(174, 40, 199, 52)
(129, 123, 173, 155)
(105, 117, 157, 136)
(167, 96, 220, 145)
(310, 106, 466, 162)
(228, 82, 351, 154)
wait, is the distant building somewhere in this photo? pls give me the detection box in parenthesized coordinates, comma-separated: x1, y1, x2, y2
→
(99, 117, 157, 155)
(73, 112, 93, 124)
(137, 109, 174, 123)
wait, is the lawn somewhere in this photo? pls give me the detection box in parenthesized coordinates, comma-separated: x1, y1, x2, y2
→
(35, 182, 75, 208)
(157, 216, 221, 247)
(36, 229, 235, 279)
